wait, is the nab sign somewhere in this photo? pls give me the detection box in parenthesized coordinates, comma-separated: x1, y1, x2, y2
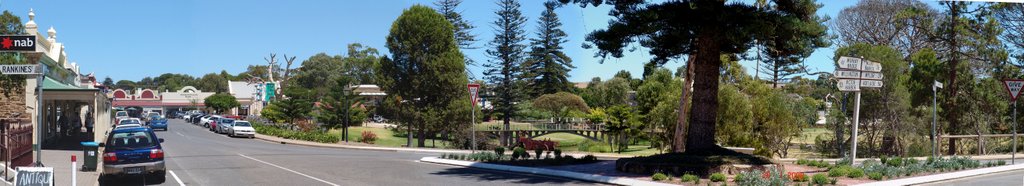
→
(0, 35, 35, 52)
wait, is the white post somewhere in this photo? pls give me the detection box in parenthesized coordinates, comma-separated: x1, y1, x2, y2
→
(1014, 100, 1018, 164)
(852, 91, 861, 162)
(71, 155, 76, 186)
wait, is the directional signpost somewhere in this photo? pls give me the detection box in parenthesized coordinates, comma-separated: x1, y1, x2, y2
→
(835, 56, 883, 162)
(1003, 79, 1024, 164)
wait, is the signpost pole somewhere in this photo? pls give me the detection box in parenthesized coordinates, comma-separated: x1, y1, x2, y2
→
(852, 91, 860, 162)
(34, 65, 45, 166)
(1014, 100, 1017, 164)
(932, 83, 938, 158)
(471, 102, 476, 153)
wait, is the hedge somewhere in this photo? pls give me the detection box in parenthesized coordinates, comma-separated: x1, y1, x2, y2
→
(254, 123, 340, 143)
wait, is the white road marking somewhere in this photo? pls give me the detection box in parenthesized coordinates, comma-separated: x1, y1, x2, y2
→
(238, 153, 340, 186)
(168, 170, 186, 186)
(176, 132, 185, 137)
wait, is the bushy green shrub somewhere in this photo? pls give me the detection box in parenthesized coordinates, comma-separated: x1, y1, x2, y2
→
(709, 173, 726, 182)
(828, 165, 851, 177)
(734, 173, 747, 183)
(812, 174, 828, 185)
(535, 148, 543, 159)
(494, 147, 505, 157)
(652, 173, 668, 181)
(797, 159, 808, 165)
(847, 168, 864, 178)
(512, 147, 527, 160)
(553, 149, 562, 158)
(681, 174, 699, 184)
(867, 172, 884, 180)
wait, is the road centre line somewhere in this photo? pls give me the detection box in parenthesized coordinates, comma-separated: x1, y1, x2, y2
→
(237, 153, 340, 186)
(168, 170, 186, 186)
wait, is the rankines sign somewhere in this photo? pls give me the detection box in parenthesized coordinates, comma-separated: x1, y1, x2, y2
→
(0, 35, 35, 52)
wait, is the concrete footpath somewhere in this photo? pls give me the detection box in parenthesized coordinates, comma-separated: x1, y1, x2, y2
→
(35, 149, 99, 186)
(254, 133, 637, 159)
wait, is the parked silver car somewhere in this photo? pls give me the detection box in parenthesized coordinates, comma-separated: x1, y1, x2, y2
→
(215, 118, 235, 134)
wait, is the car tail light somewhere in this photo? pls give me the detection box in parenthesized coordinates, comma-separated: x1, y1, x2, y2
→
(103, 152, 117, 163)
(150, 149, 164, 159)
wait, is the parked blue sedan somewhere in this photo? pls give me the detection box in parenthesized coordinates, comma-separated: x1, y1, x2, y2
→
(99, 127, 166, 183)
(148, 115, 168, 131)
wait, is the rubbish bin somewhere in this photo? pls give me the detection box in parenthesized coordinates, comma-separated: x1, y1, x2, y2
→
(80, 142, 99, 171)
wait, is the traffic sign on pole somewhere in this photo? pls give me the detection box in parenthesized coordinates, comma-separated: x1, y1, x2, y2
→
(0, 64, 40, 75)
(838, 56, 862, 70)
(861, 72, 884, 80)
(1004, 80, 1024, 101)
(467, 84, 480, 107)
(860, 80, 883, 88)
(835, 70, 861, 79)
(837, 79, 860, 92)
(862, 60, 882, 72)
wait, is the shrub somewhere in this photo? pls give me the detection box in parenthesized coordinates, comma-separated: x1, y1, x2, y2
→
(535, 148, 543, 159)
(359, 131, 378, 144)
(829, 178, 838, 185)
(787, 172, 807, 182)
(553, 149, 562, 158)
(867, 172, 884, 180)
(582, 154, 597, 162)
(811, 174, 828, 185)
(828, 165, 850, 177)
(797, 159, 808, 165)
(681, 174, 699, 184)
(494, 147, 505, 157)
(710, 173, 727, 182)
(512, 147, 527, 160)
(652, 173, 669, 181)
(847, 168, 864, 178)
(734, 173, 747, 183)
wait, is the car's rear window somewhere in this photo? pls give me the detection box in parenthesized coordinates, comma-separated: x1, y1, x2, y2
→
(221, 119, 235, 124)
(234, 122, 250, 127)
(119, 119, 140, 125)
(107, 131, 156, 149)
(116, 112, 128, 117)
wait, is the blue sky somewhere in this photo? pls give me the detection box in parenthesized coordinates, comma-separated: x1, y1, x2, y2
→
(0, 0, 939, 83)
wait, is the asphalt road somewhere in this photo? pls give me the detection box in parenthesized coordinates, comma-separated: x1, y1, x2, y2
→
(917, 169, 1024, 186)
(100, 119, 605, 186)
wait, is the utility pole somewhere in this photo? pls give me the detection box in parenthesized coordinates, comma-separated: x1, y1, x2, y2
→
(933, 81, 942, 158)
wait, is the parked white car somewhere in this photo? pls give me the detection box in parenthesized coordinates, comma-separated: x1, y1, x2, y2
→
(200, 115, 221, 127)
(117, 118, 142, 126)
(113, 124, 143, 130)
(228, 121, 255, 138)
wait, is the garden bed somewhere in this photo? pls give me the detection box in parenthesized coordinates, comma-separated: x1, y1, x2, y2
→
(439, 149, 602, 167)
(616, 146, 777, 177)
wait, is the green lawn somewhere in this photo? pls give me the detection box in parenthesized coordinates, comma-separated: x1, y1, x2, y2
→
(328, 127, 411, 147)
(794, 127, 831, 145)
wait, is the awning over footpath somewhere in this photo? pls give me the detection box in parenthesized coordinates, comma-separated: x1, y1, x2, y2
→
(42, 77, 94, 91)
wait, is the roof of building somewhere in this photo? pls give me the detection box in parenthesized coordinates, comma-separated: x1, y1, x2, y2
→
(42, 77, 94, 91)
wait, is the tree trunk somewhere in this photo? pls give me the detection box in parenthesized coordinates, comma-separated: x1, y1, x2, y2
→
(671, 57, 695, 153)
(685, 30, 723, 152)
(945, 3, 961, 156)
(417, 122, 427, 147)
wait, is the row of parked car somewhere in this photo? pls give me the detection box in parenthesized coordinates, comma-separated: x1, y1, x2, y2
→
(184, 112, 256, 138)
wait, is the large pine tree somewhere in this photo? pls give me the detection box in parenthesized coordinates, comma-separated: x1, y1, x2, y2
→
(436, 0, 479, 71)
(484, 0, 528, 147)
(523, 1, 574, 97)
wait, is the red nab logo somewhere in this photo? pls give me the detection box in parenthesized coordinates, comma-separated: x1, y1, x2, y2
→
(1, 37, 11, 49)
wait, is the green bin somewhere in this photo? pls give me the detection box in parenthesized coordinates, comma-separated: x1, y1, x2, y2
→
(80, 141, 99, 171)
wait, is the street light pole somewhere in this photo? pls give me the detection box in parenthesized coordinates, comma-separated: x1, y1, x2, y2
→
(932, 81, 938, 158)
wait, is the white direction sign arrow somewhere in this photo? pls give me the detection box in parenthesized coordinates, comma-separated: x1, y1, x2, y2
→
(838, 56, 862, 70)
(1004, 79, 1024, 101)
(861, 72, 884, 80)
(862, 60, 882, 72)
(838, 79, 860, 92)
(835, 70, 861, 79)
(860, 80, 883, 88)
